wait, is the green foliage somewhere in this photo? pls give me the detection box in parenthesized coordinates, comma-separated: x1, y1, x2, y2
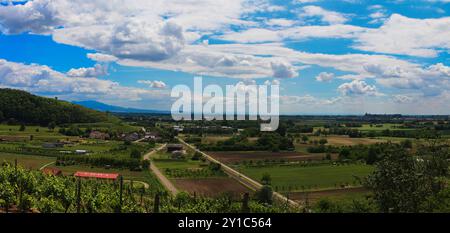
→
(255, 185, 273, 204)
(130, 149, 141, 159)
(0, 88, 115, 125)
(365, 142, 449, 212)
(261, 173, 271, 185)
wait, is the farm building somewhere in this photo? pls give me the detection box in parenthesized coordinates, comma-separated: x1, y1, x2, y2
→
(89, 131, 110, 140)
(167, 144, 183, 152)
(74, 171, 120, 180)
(124, 132, 140, 142)
(171, 150, 187, 159)
(75, 150, 87, 154)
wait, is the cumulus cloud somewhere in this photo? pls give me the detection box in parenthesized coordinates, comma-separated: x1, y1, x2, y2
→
(0, 59, 168, 101)
(271, 60, 298, 79)
(0, 0, 61, 34)
(66, 64, 108, 78)
(87, 53, 118, 63)
(338, 80, 380, 96)
(353, 14, 450, 57)
(392, 95, 414, 103)
(298, 6, 349, 24)
(138, 80, 167, 89)
(315, 72, 334, 82)
(364, 62, 450, 96)
(54, 19, 186, 62)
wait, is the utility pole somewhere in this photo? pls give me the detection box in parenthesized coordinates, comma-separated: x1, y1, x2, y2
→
(76, 178, 81, 213)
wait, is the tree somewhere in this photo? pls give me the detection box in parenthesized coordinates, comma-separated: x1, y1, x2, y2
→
(319, 138, 328, 145)
(365, 144, 449, 213)
(301, 135, 309, 143)
(261, 173, 272, 185)
(255, 185, 273, 204)
(130, 149, 141, 159)
(19, 123, 26, 131)
(366, 147, 378, 165)
(338, 147, 351, 160)
(48, 121, 56, 131)
(401, 139, 413, 149)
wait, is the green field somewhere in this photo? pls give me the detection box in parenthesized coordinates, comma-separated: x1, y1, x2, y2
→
(0, 152, 55, 170)
(351, 123, 412, 131)
(239, 163, 374, 191)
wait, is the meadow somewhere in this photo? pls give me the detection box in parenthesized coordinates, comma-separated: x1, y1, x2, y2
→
(239, 163, 374, 191)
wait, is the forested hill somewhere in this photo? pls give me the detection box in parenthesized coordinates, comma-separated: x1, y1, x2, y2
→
(0, 88, 116, 125)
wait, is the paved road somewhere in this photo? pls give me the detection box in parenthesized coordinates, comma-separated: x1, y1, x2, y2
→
(143, 144, 179, 196)
(177, 137, 299, 208)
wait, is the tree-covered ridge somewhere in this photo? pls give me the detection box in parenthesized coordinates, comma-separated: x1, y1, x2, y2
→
(0, 88, 116, 125)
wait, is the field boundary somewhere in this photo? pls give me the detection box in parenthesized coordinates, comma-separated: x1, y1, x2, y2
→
(177, 137, 300, 208)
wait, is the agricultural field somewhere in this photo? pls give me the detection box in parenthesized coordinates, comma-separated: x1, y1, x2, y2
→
(0, 152, 55, 170)
(172, 178, 250, 198)
(151, 149, 251, 197)
(289, 187, 370, 204)
(238, 163, 374, 192)
(302, 135, 387, 146)
(350, 123, 412, 131)
(209, 151, 331, 164)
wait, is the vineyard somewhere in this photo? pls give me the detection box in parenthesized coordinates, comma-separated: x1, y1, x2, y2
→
(0, 163, 295, 213)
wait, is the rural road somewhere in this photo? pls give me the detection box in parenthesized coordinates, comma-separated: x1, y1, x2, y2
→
(177, 137, 300, 208)
(143, 144, 179, 196)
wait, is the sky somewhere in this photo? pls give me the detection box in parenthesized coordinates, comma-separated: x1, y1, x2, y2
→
(0, 0, 449, 115)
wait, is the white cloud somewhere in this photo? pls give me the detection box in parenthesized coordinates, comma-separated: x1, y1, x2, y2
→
(87, 53, 118, 63)
(66, 64, 108, 78)
(392, 95, 414, 103)
(338, 80, 381, 96)
(265, 18, 295, 27)
(271, 60, 298, 79)
(298, 5, 349, 24)
(0, 0, 61, 34)
(353, 14, 450, 57)
(218, 24, 365, 43)
(0, 59, 168, 102)
(138, 80, 167, 89)
(315, 72, 334, 82)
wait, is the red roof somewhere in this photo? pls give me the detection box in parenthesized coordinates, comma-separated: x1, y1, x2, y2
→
(74, 171, 120, 180)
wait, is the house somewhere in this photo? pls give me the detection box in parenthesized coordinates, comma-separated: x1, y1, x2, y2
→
(42, 168, 62, 176)
(171, 150, 186, 159)
(144, 132, 161, 141)
(173, 125, 184, 132)
(75, 150, 87, 154)
(167, 144, 183, 152)
(124, 132, 140, 142)
(42, 142, 64, 148)
(89, 130, 110, 140)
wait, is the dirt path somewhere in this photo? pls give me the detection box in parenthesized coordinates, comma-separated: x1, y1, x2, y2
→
(124, 180, 149, 189)
(39, 161, 55, 171)
(143, 144, 179, 195)
(176, 137, 300, 208)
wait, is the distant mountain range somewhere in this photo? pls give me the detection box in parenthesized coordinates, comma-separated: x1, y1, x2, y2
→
(73, 100, 169, 114)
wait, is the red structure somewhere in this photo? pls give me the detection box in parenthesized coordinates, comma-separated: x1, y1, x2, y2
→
(74, 171, 120, 180)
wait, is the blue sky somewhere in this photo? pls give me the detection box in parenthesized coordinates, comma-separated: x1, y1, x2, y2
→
(0, 0, 449, 114)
